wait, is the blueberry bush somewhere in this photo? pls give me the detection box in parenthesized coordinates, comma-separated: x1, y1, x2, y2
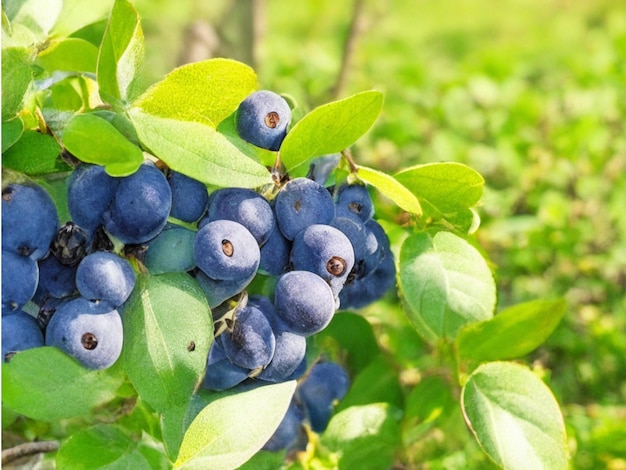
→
(5, 0, 617, 468)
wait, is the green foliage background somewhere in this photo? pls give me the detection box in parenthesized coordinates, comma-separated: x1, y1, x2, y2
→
(3, 0, 625, 468)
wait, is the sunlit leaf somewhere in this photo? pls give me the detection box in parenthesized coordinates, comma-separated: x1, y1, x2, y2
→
(357, 165, 422, 216)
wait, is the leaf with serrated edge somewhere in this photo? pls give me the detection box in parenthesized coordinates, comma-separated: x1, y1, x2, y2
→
(174, 382, 296, 470)
(357, 165, 422, 216)
(280, 90, 383, 175)
(457, 298, 567, 365)
(133, 58, 257, 127)
(462, 362, 569, 470)
(130, 109, 272, 188)
(399, 231, 496, 341)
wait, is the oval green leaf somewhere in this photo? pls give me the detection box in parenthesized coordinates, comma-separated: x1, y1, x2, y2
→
(280, 90, 383, 175)
(62, 113, 144, 176)
(1, 346, 125, 421)
(457, 298, 567, 365)
(133, 58, 257, 127)
(130, 109, 272, 188)
(174, 381, 296, 470)
(1, 116, 24, 152)
(36, 37, 99, 73)
(3, 0, 62, 39)
(321, 403, 401, 470)
(97, 0, 144, 105)
(462, 362, 569, 470)
(2, 47, 34, 120)
(56, 424, 152, 470)
(399, 231, 496, 342)
(357, 165, 422, 216)
(395, 162, 484, 232)
(122, 272, 213, 414)
(2, 129, 69, 175)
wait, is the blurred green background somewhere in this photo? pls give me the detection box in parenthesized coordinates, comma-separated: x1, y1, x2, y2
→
(130, 0, 626, 467)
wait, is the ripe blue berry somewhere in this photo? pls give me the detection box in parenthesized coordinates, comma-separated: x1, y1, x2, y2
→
(76, 252, 136, 308)
(335, 183, 374, 222)
(2, 310, 44, 361)
(167, 170, 209, 223)
(67, 164, 119, 232)
(235, 90, 291, 151)
(2, 250, 39, 313)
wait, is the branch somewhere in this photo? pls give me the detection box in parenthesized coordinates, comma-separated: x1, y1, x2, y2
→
(2, 441, 60, 465)
(332, 0, 367, 100)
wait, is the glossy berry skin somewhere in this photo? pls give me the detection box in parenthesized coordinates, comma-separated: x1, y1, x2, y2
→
(220, 303, 276, 370)
(167, 170, 208, 223)
(273, 271, 336, 336)
(67, 164, 119, 232)
(290, 224, 355, 296)
(2, 183, 59, 260)
(298, 361, 350, 432)
(235, 90, 291, 151)
(335, 183, 374, 222)
(76, 252, 136, 308)
(2, 310, 44, 361)
(45, 297, 123, 370)
(202, 342, 250, 391)
(203, 187, 275, 246)
(194, 219, 260, 281)
(145, 225, 196, 274)
(274, 178, 335, 240)
(103, 163, 172, 245)
(2, 250, 39, 314)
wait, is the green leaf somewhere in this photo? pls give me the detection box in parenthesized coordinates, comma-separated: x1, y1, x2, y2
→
(3, 0, 62, 39)
(461, 362, 569, 470)
(337, 356, 404, 413)
(2, 129, 69, 175)
(160, 394, 209, 461)
(130, 109, 272, 188)
(395, 162, 485, 232)
(122, 272, 213, 414)
(402, 376, 455, 444)
(174, 381, 296, 470)
(133, 58, 258, 127)
(356, 165, 423, 216)
(1, 347, 125, 421)
(321, 403, 401, 470)
(56, 424, 151, 470)
(280, 90, 383, 175)
(97, 0, 144, 105)
(36, 38, 99, 73)
(52, 0, 113, 37)
(62, 113, 144, 176)
(457, 298, 567, 365)
(1, 116, 24, 152)
(399, 231, 496, 342)
(2, 47, 34, 120)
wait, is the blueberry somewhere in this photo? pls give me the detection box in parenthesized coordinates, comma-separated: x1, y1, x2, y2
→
(290, 224, 355, 296)
(235, 90, 291, 151)
(2, 310, 44, 362)
(202, 342, 251, 391)
(339, 250, 396, 310)
(335, 183, 374, 222)
(273, 271, 336, 336)
(145, 225, 196, 274)
(258, 223, 292, 276)
(274, 178, 335, 240)
(45, 297, 123, 370)
(103, 162, 172, 245)
(203, 187, 275, 246)
(331, 216, 381, 281)
(194, 219, 260, 282)
(2, 183, 59, 260)
(34, 254, 78, 302)
(2, 250, 39, 314)
(67, 164, 119, 232)
(262, 399, 307, 452)
(75, 252, 136, 308)
(220, 303, 276, 370)
(167, 170, 209, 223)
(297, 361, 350, 433)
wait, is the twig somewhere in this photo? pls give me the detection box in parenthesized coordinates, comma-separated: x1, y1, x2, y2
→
(332, 0, 367, 100)
(2, 440, 60, 465)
